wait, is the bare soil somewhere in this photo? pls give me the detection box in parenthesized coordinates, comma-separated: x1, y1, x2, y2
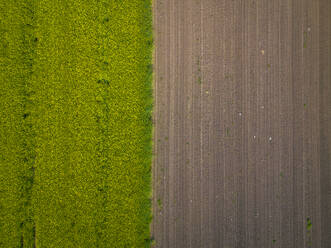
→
(152, 0, 331, 247)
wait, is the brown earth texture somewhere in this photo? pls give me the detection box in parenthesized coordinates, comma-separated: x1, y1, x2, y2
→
(152, 0, 331, 247)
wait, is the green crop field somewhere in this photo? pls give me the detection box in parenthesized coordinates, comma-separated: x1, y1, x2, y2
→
(0, 1, 153, 247)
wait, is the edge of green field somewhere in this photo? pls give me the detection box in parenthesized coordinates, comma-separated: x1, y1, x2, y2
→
(1, 1, 154, 247)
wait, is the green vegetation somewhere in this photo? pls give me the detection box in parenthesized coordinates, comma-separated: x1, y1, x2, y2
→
(0, 0, 153, 247)
(157, 198, 163, 211)
(226, 127, 230, 136)
(198, 76, 202, 84)
(0, 2, 37, 247)
(307, 217, 312, 231)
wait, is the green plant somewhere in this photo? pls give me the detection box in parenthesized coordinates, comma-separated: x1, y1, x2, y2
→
(157, 198, 163, 211)
(1, 0, 153, 247)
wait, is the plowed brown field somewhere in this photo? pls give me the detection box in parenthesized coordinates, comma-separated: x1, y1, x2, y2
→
(152, 0, 331, 247)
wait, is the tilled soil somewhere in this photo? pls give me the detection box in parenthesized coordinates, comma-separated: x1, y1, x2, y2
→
(152, 0, 331, 247)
